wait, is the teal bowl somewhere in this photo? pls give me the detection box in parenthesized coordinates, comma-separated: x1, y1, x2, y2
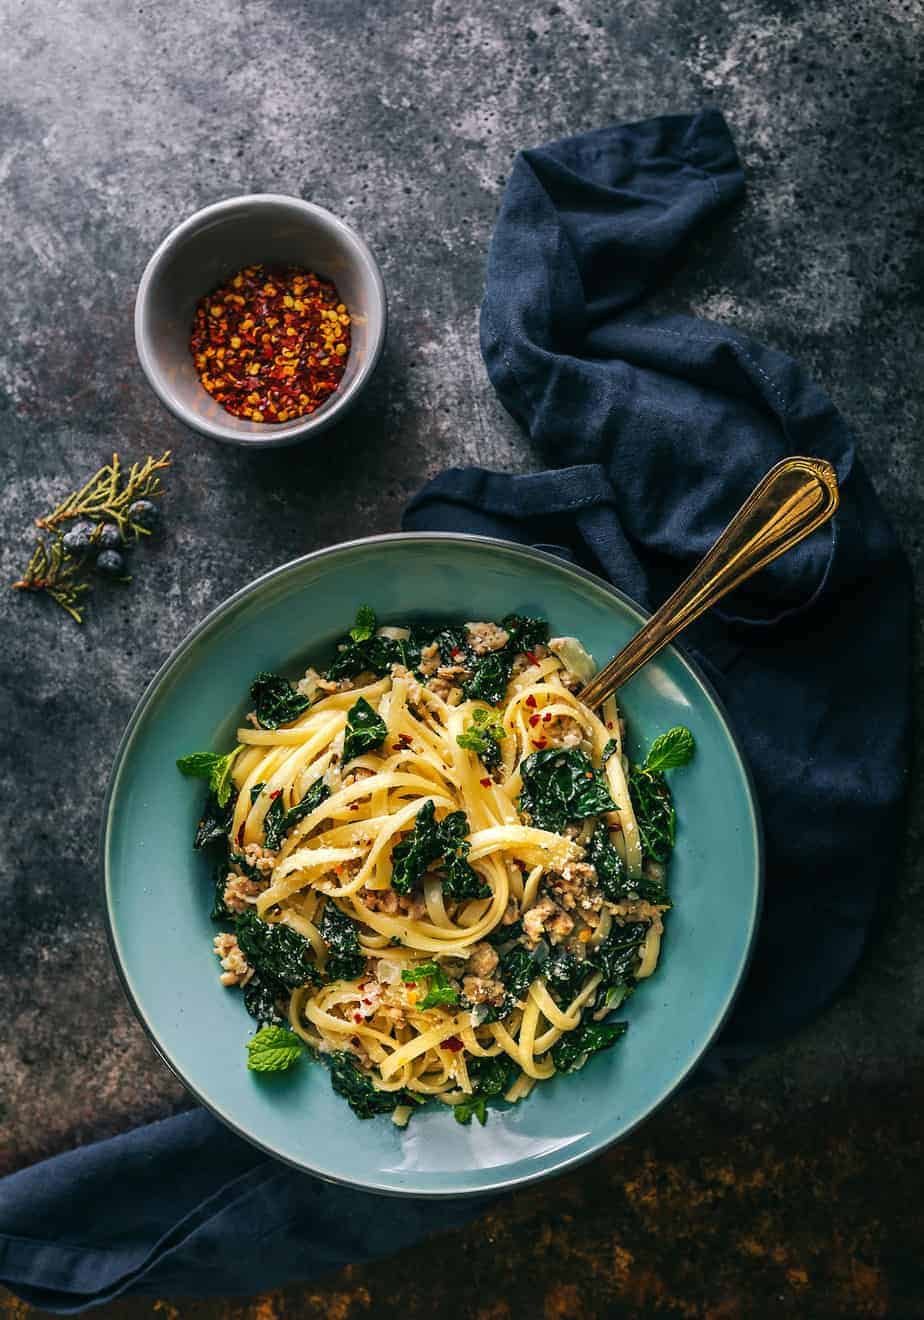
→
(103, 534, 762, 1197)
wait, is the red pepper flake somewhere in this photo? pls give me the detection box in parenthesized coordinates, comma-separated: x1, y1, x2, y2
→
(440, 1035, 464, 1052)
(353, 1013, 363, 1023)
(606, 721, 614, 730)
(526, 650, 538, 664)
(451, 647, 462, 659)
(404, 980, 416, 988)
(189, 263, 351, 424)
(362, 998, 372, 1006)
(543, 712, 552, 722)
(529, 714, 541, 727)
(525, 694, 537, 708)
(269, 789, 282, 799)
(535, 738, 548, 748)
(480, 777, 492, 788)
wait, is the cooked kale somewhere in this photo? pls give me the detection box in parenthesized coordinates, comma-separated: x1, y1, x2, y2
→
(462, 651, 512, 705)
(390, 800, 487, 900)
(585, 822, 631, 901)
(250, 672, 311, 730)
(460, 613, 549, 706)
(628, 765, 676, 864)
(328, 1052, 407, 1119)
(250, 782, 266, 803)
(436, 810, 489, 900)
(470, 1055, 512, 1097)
(242, 977, 285, 1026)
(342, 697, 387, 762)
(456, 706, 506, 771)
(600, 737, 619, 764)
(210, 865, 232, 922)
(587, 920, 649, 988)
(518, 747, 616, 833)
(326, 608, 421, 680)
(318, 901, 366, 982)
(228, 849, 261, 880)
(193, 790, 234, 849)
(390, 800, 443, 895)
(430, 625, 471, 666)
(235, 910, 321, 990)
(544, 946, 588, 1004)
(482, 943, 546, 1023)
(501, 612, 549, 654)
(551, 1018, 628, 1072)
(264, 780, 330, 851)
(627, 725, 696, 863)
(485, 918, 523, 948)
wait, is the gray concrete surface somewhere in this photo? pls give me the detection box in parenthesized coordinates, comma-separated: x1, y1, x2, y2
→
(1, 0, 921, 1314)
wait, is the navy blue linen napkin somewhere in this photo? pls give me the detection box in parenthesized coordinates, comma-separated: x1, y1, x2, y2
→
(1, 110, 912, 1312)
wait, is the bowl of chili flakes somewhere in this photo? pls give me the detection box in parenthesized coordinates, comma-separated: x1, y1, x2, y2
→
(135, 195, 387, 447)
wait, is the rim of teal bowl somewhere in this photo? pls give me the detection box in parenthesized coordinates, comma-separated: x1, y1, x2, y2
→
(101, 532, 764, 1198)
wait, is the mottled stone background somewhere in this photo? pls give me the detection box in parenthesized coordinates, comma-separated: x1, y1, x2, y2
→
(1, 0, 922, 1315)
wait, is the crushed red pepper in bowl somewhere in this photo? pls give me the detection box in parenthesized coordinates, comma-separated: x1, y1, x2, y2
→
(189, 264, 351, 424)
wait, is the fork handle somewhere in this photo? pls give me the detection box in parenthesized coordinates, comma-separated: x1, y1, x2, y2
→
(578, 456, 840, 709)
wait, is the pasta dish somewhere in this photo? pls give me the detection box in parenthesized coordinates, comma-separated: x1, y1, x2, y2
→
(178, 607, 694, 1126)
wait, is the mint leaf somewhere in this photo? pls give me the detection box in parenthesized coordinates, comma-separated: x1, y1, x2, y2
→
(457, 707, 506, 770)
(349, 604, 376, 643)
(644, 726, 695, 773)
(177, 747, 241, 806)
(246, 1025, 304, 1072)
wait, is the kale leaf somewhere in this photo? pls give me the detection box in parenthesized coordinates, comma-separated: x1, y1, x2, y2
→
(481, 943, 545, 1023)
(551, 1019, 628, 1072)
(389, 801, 486, 900)
(501, 613, 550, 654)
(390, 800, 443, 895)
(600, 737, 619, 765)
(264, 780, 330, 851)
(194, 790, 234, 849)
(456, 706, 506, 771)
(518, 747, 616, 833)
(585, 822, 631, 901)
(460, 614, 549, 706)
(210, 865, 232, 922)
(462, 651, 512, 706)
(436, 810, 489, 900)
(588, 920, 649, 988)
(485, 917, 523, 948)
(242, 977, 286, 1026)
(544, 946, 588, 1005)
(318, 901, 366, 982)
(628, 765, 676, 864)
(627, 725, 695, 863)
(470, 1055, 512, 1097)
(250, 672, 311, 730)
(326, 609, 421, 680)
(328, 1052, 407, 1119)
(235, 910, 321, 990)
(343, 697, 387, 762)
(176, 747, 241, 807)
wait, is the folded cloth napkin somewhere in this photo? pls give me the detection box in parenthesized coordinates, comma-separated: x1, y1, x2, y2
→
(1, 110, 912, 1312)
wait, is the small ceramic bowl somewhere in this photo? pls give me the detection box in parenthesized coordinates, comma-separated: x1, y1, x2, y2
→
(134, 195, 387, 447)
